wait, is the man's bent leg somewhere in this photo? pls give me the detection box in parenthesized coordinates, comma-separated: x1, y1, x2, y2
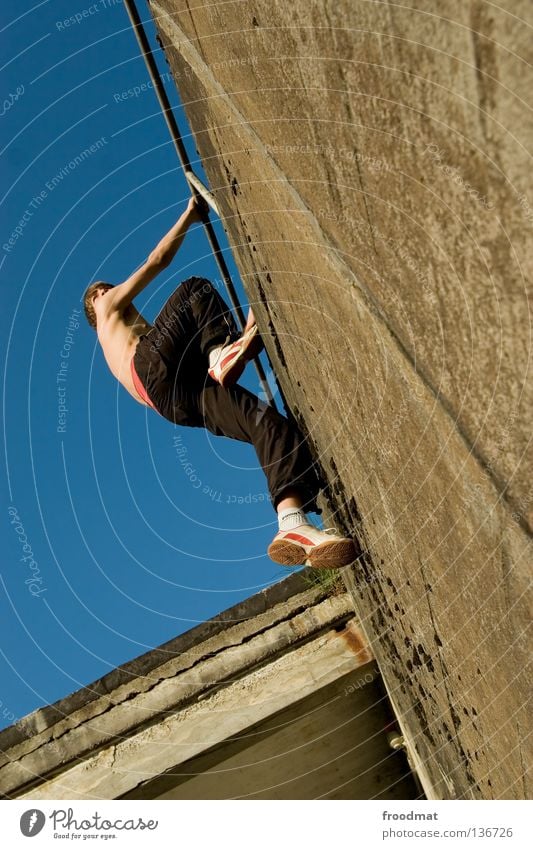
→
(199, 382, 321, 514)
(151, 277, 240, 368)
(198, 382, 357, 568)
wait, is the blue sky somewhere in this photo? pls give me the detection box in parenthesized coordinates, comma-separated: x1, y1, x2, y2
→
(0, 0, 291, 730)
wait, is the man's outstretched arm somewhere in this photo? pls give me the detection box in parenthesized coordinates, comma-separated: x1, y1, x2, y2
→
(108, 195, 207, 312)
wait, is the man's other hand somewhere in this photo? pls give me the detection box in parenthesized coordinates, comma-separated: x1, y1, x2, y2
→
(187, 194, 209, 222)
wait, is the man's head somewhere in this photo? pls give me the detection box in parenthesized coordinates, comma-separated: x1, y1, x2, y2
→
(83, 281, 114, 329)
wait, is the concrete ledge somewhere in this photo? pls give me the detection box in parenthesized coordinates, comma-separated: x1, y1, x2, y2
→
(0, 572, 312, 758)
(0, 575, 372, 799)
(19, 615, 371, 799)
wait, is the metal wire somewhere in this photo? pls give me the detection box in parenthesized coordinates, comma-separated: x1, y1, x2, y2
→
(123, 0, 275, 407)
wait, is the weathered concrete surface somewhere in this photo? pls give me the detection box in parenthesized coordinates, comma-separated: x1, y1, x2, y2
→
(1, 573, 410, 800)
(0, 572, 329, 763)
(150, 0, 532, 799)
(122, 666, 412, 800)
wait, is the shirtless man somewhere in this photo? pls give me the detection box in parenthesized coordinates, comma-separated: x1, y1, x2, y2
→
(83, 196, 357, 569)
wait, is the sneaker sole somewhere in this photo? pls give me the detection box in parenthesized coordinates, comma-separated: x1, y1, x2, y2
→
(307, 539, 358, 570)
(268, 537, 357, 570)
(267, 539, 306, 567)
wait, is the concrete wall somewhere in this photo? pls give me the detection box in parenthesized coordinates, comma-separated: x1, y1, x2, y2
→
(150, 0, 532, 799)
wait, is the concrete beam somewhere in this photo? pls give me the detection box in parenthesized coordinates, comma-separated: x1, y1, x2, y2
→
(19, 616, 371, 799)
(1, 577, 372, 799)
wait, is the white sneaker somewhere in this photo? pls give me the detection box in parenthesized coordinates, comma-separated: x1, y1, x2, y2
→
(208, 324, 263, 387)
(268, 524, 357, 569)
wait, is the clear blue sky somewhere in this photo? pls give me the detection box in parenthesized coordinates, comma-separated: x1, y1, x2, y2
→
(0, 0, 293, 730)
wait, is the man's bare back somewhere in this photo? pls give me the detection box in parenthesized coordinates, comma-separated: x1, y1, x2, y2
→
(97, 298, 153, 406)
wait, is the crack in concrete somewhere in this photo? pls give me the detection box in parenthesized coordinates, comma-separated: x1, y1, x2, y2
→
(2, 597, 352, 796)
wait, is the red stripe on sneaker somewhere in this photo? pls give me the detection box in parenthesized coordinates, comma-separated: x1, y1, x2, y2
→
(284, 532, 316, 546)
(220, 348, 241, 369)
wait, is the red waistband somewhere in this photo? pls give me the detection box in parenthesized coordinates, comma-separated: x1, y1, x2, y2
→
(130, 357, 159, 413)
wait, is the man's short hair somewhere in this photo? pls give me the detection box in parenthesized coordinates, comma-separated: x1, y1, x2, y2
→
(83, 281, 114, 329)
